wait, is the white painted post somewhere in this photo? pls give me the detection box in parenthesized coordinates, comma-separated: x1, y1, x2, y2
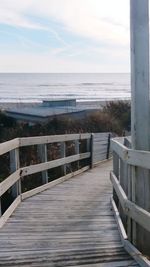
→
(124, 138, 132, 241)
(90, 134, 94, 169)
(113, 151, 119, 207)
(60, 142, 66, 175)
(130, 0, 150, 254)
(106, 133, 111, 159)
(75, 140, 80, 170)
(10, 148, 20, 198)
(37, 144, 48, 184)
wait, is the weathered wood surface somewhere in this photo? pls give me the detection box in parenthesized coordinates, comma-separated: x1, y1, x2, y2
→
(130, 0, 150, 254)
(93, 133, 111, 164)
(0, 161, 139, 267)
(20, 133, 91, 147)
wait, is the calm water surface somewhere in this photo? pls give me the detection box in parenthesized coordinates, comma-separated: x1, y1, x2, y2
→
(0, 73, 130, 102)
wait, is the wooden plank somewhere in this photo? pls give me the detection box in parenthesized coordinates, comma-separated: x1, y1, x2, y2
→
(94, 132, 110, 138)
(0, 138, 19, 156)
(112, 138, 150, 169)
(0, 160, 138, 267)
(110, 172, 127, 209)
(124, 240, 150, 267)
(106, 134, 111, 160)
(21, 152, 90, 177)
(111, 171, 150, 234)
(20, 133, 91, 147)
(110, 197, 127, 242)
(21, 166, 89, 200)
(37, 144, 48, 184)
(71, 263, 139, 267)
(111, 140, 128, 161)
(94, 139, 108, 144)
(90, 134, 94, 168)
(127, 149, 150, 169)
(0, 260, 139, 267)
(112, 151, 119, 206)
(10, 148, 20, 198)
(126, 199, 150, 234)
(60, 142, 67, 175)
(93, 147, 107, 153)
(0, 170, 20, 197)
(93, 158, 112, 167)
(127, 164, 132, 242)
(119, 158, 128, 229)
(0, 196, 21, 228)
(75, 140, 80, 170)
(111, 195, 150, 267)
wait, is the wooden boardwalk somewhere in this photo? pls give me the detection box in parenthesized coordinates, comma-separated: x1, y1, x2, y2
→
(0, 161, 139, 267)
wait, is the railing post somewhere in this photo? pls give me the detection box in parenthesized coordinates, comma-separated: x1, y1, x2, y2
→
(60, 142, 66, 175)
(113, 151, 119, 207)
(127, 164, 132, 242)
(106, 133, 111, 159)
(124, 137, 132, 242)
(10, 148, 20, 198)
(37, 144, 48, 184)
(119, 159, 128, 230)
(75, 140, 80, 170)
(0, 198, 1, 217)
(90, 134, 94, 169)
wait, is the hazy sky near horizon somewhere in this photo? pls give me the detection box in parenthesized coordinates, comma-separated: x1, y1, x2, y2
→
(0, 0, 130, 73)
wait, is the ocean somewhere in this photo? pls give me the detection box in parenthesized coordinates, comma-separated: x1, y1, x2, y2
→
(0, 73, 130, 103)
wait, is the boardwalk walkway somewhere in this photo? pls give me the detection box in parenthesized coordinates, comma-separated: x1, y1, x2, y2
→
(0, 161, 139, 267)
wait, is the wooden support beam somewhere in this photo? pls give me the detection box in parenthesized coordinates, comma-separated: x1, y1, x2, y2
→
(130, 0, 150, 254)
(60, 142, 66, 175)
(130, 0, 149, 149)
(10, 148, 20, 198)
(37, 144, 48, 184)
(90, 134, 94, 169)
(75, 140, 80, 170)
(112, 151, 119, 207)
(106, 133, 111, 159)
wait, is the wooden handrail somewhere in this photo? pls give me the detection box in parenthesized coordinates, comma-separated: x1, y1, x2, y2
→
(0, 133, 93, 227)
(0, 132, 112, 228)
(21, 152, 90, 177)
(0, 138, 19, 156)
(111, 136, 150, 255)
(112, 138, 150, 169)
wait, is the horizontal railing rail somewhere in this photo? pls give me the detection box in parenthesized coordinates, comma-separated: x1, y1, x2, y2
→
(112, 138, 150, 169)
(0, 132, 112, 228)
(0, 138, 19, 156)
(19, 133, 91, 147)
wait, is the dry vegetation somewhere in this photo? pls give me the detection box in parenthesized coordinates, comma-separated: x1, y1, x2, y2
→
(0, 101, 131, 213)
(0, 101, 131, 142)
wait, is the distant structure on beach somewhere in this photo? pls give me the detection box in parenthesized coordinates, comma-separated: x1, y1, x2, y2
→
(4, 99, 102, 124)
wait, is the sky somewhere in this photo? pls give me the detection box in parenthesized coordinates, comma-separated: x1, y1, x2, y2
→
(0, 0, 130, 73)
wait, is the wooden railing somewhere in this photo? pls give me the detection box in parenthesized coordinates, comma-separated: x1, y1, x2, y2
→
(111, 137, 150, 265)
(0, 132, 111, 229)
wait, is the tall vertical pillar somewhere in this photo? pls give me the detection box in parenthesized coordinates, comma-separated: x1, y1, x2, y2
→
(130, 0, 150, 254)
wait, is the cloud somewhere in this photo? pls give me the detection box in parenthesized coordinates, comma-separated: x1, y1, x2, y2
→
(0, 0, 130, 46)
(0, 0, 130, 72)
